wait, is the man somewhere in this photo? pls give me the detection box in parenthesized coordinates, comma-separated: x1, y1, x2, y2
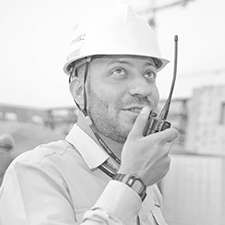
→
(0, 4, 178, 225)
(0, 133, 15, 186)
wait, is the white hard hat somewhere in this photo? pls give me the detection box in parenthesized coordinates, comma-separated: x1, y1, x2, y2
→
(63, 4, 169, 75)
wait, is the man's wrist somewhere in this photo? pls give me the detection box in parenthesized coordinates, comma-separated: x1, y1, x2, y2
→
(113, 174, 147, 201)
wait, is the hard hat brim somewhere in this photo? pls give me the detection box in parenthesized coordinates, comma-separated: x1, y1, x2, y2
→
(63, 54, 169, 75)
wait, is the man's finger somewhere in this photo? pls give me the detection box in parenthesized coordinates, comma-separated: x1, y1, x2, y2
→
(150, 127, 179, 142)
(128, 106, 150, 138)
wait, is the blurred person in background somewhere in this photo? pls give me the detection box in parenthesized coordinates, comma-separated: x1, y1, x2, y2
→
(0, 4, 178, 225)
(0, 133, 15, 186)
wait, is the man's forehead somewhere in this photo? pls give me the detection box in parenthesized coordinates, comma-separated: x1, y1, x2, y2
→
(93, 55, 156, 66)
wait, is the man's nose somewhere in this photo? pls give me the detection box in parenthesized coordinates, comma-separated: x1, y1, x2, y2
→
(128, 76, 151, 98)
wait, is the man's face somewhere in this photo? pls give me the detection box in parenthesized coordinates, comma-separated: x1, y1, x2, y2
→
(86, 55, 160, 143)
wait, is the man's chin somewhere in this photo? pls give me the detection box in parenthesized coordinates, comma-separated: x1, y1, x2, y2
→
(120, 122, 134, 137)
(122, 116, 138, 131)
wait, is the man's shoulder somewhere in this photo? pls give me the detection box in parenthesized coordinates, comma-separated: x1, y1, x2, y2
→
(3, 138, 89, 188)
(12, 139, 78, 167)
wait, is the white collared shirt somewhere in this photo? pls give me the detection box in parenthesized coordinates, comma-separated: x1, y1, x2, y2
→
(0, 124, 168, 225)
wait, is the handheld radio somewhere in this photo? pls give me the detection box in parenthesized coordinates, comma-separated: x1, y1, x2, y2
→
(143, 35, 178, 136)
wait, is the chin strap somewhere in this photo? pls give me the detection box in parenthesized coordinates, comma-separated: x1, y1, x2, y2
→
(69, 57, 92, 116)
(82, 58, 90, 116)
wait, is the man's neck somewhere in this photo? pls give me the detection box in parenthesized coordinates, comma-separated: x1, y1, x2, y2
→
(76, 111, 123, 159)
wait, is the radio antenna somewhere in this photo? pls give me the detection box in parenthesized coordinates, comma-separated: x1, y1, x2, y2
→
(159, 35, 178, 120)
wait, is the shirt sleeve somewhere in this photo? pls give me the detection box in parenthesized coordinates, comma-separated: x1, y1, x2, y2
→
(0, 156, 142, 225)
(83, 180, 142, 225)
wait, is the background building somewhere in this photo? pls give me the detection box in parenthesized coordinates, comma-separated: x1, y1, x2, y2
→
(185, 85, 225, 154)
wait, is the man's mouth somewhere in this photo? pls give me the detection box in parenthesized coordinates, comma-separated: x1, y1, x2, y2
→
(125, 107, 142, 113)
(123, 106, 148, 114)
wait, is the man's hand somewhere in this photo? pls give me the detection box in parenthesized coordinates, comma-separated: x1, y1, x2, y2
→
(118, 106, 178, 186)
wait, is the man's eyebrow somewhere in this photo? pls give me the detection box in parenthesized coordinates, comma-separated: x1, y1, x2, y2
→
(106, 58, 156, 67)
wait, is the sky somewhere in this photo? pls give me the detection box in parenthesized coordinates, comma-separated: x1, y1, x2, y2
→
(0, 0, 225, 109)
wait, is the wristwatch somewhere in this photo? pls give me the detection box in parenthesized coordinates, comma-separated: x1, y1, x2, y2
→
(113, 173, 147, 201)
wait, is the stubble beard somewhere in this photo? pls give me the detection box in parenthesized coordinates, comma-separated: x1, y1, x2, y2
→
(87, 83, 130, 143)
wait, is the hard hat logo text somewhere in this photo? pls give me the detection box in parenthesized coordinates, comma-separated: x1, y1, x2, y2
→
(70, 34, 86, 46)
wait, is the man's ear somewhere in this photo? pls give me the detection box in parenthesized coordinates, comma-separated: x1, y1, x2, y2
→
(69, 77, 84, 107)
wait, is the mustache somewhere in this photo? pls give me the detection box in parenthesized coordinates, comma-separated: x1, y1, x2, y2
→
(119, 96, 154, 108)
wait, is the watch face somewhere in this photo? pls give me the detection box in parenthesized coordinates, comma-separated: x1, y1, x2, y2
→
(132, 179, 145, 194)
(113, 174, 146, 200)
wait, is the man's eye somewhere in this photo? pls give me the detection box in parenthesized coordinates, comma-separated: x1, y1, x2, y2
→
(144, 71, 156, 80)
(111, 68, 126, 76)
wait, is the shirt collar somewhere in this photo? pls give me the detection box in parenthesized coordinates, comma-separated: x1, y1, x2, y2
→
(66, 112, 109, 170)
